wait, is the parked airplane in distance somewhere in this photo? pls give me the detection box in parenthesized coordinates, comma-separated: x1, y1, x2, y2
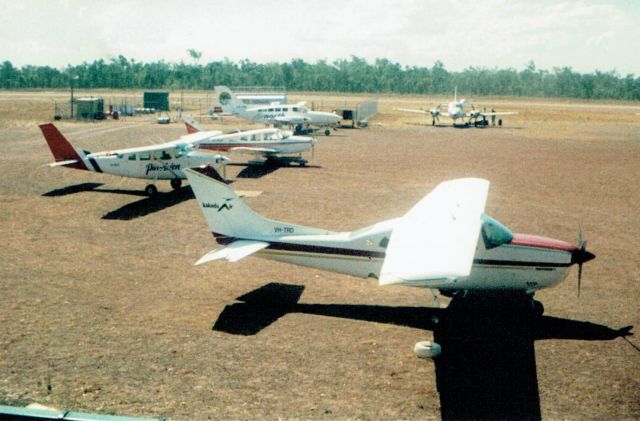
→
(39, 123, 228, 196)
(184, 167, 595, 357)
(184, 117, 317, 166)
(214, 86, 341, 136)
(396, 87, 518, 127)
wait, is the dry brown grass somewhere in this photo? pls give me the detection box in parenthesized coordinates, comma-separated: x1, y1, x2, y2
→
(0, 91, 639, 420)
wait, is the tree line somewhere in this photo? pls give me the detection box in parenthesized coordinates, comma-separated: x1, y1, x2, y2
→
(1, 56, 639, 101)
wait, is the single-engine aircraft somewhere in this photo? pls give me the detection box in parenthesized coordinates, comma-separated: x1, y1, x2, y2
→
(184, 167, 595, 357)
(396, 87, 518, 127)
(184, 117, 317, 166)
(214, 86, 341, 136)
(39, 123, 229, 196)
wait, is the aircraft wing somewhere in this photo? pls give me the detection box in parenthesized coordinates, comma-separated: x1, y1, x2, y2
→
(379, 178, 490, 286)
(196, 240, 269, 265)
(274, 116, 310, 124)
(394, 107, 430, 115)
(479, 111, 518, 117)
(228, 147, 278, 155)
(46, 159, 79, 168)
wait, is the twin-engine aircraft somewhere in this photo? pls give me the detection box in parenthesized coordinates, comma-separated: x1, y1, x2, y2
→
(39, 123, 228, 196)
(184, 117, 316, 166)
(184, 167, 595, 356)
(214, 86, 341, 136)
(396, 87, 518, 126)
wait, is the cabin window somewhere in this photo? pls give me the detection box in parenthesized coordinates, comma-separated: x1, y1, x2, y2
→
(160, 151, 171, 160)
(268, 108, 274, 112)
(128, 153, 136, 161)
(116, 154, 124, 159)
(275, 108, 281, 112)
(139, 152, 150, 161)
(292, 107, 299, 112)
(282, 107, 288, 112)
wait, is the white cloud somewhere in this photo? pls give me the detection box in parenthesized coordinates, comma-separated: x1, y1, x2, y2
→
(0, 0, 638, 74)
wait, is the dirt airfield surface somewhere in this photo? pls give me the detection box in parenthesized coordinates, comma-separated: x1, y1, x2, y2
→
(0, 91, 639, 420)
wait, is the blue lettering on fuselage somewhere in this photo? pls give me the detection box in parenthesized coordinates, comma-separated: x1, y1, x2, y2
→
(145, 163, 181, 175)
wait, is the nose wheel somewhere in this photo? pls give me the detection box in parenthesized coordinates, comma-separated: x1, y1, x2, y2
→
(144, 184, 158, 197)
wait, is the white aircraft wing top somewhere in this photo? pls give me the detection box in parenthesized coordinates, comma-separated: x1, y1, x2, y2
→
(274, 115, 310, 124)
(196, 240, 269, 265)
(479, 111, 518, 117)
(228, 147, 278, 155)
(379, 178, 490, 286)
(394, 108, 430, 114)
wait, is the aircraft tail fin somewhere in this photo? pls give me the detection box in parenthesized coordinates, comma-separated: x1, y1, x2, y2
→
(38, 123, 88, 170)
(183, 116, 203, 134)
(184, 167, 328, 242)
(215, 86, 245, 114)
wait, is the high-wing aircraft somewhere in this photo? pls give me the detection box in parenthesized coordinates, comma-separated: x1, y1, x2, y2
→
(215, 86, 341, 136)
(183, 117, 317, 166)
(184, 167, 595, 356)
(396, 87, 518, 127)
(39, 123, 229, 196)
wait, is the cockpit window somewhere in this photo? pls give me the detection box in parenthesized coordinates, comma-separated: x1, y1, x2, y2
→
(139, 152, 150, 161)
(128, 153, 136, 160)
(292, 107, 299, 112)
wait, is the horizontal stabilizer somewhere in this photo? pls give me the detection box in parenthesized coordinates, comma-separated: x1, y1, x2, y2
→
(46, 159, 79, 168)
(195, 240, 269, 265)
(379, 178, 489, 286)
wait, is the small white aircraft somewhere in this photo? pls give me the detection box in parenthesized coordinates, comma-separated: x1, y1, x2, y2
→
(215, 86, 342, 136)
(396, 87, 518, 127)
(184, 117, 317, 166)
(39, 123, 229, 196)
(184, 167, 595, 357)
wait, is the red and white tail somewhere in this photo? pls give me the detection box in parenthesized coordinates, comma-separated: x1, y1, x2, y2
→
(38, 123, 88, 170)
(183, 116, 203, 134)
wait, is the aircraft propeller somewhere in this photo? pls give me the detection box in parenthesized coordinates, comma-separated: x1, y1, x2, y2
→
(572, 226, 595, 297)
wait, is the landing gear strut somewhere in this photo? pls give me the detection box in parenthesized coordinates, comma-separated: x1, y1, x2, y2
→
(170, 178, 182, 190)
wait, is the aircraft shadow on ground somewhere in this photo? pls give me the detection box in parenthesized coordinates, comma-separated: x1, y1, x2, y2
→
(228, 161, 321, 179)
(101, 186, 194, 220)
(42, 182, 105, 196)
(213, 282, 633, 421)
(43, 183, 195, 220)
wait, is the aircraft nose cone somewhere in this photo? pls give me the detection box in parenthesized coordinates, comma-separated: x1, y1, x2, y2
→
(571, 248, 596, 265)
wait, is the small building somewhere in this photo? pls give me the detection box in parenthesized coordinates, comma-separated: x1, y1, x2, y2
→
(143, 92, 170, 111)
(73, 97, 104, 120)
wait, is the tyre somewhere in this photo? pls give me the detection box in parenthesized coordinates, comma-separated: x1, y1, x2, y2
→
(170, 179, 182, 190)
(145, 184, 158, 197)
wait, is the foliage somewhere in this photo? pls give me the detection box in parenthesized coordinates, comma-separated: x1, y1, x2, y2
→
(1, 56, 638, 100)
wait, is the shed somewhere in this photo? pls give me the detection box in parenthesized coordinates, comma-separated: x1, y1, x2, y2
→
(73, 97, 104, 120)
(143, 92, 169, 111)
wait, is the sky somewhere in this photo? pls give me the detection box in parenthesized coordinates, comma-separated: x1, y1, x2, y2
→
(1, 0, 639, 75)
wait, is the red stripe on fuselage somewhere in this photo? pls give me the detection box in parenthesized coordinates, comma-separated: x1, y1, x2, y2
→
(511, 233, 576, 252)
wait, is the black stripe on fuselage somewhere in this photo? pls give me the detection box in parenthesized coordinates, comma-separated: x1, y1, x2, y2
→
(87, 157, 103, 173)
(211, 232, 571, 268)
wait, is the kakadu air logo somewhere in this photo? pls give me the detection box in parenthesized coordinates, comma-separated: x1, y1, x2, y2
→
(202, 198, 234, 212)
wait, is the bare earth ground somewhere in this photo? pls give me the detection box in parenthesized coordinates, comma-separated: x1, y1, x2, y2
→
(0, 91, 639, 420)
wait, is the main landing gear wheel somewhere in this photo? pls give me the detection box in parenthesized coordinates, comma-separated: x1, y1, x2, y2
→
(324, 129, 331, 136)
(144, 184, 158, 197)
(170, 179, 182, 190)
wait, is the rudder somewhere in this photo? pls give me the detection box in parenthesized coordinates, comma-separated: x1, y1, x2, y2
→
(39, 123, 88, 170)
